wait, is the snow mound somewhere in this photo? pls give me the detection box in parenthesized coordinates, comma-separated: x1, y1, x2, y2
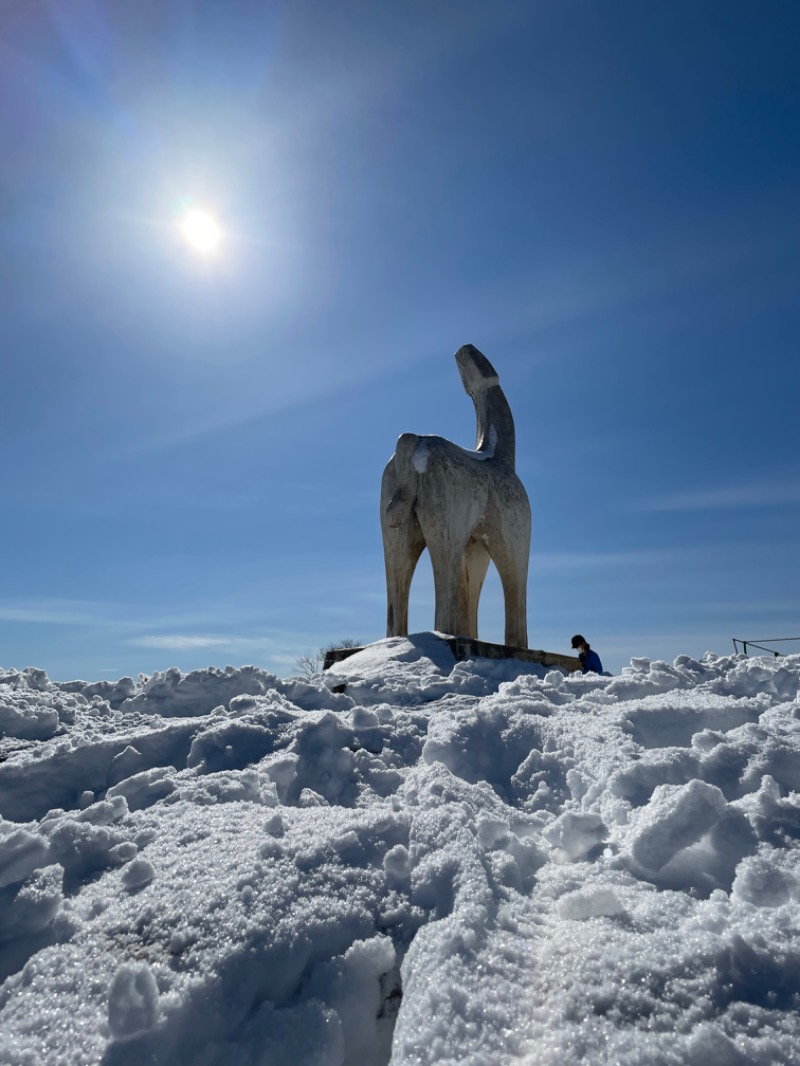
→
(1, 648, 800, 1064)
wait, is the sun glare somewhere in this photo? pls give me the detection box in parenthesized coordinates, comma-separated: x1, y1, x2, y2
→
(182, 209, 220, 253)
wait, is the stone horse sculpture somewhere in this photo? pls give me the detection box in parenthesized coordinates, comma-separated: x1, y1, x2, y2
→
(380, 344, 531, 647)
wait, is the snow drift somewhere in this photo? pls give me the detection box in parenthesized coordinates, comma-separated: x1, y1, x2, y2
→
(1, 636, 800, 1064)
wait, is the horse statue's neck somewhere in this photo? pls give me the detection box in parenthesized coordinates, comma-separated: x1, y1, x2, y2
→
(473, 384, 515, 468)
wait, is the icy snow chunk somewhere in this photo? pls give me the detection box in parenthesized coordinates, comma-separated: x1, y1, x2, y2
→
(175, 768, 277, 807)
(310, 935, 396, 1065)
(609, 748, 701, 805)
(723, 657, 800, 701)
(59, 675, 137, 708)
(282, 676, 353, 712)
(351, 706, 380, 729)
(118, 664, 272, 717)
(707, 808, 757, 870)
(246, 1001, 344, 1066)
(21, 667, 50, 691)
(107, 744, 146, 787)
(121, 858, 155, 891)
(623, 695, 763, 749)
(108, 841, 138, 865)
(732, 853, 798, 907)
(545, 811, 607, 861)
(510, 747, 571, 811)
(0, 862, 63, 940)
(263, 811, 285, 836)
(477, 815, 510, 850)
(0, 827, 49, 887)
(566, 768, 588, 801)
(292, 712, 357, 804)
(685, 1024, 749, 1066)
(383, 844, 411, 886)
(0, 700, 59, 740)
(107, 962, 160, 1039)
(44, 815, 128, 888)
(263, 752, 299, 802)
(107, 767, 175, 811)
(187, 719, 273, 773)
(354, 750, 404, 797)
(558, 885, 625, 920)
(76, 796, 128, 825)
(505, 833, 546, 892)
(742, 736, 800, 796)
(632, 780, 727, 872)
(423, 700, 544, 796)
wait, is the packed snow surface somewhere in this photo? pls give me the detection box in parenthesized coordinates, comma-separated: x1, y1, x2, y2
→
(2, 635, 800, 1064)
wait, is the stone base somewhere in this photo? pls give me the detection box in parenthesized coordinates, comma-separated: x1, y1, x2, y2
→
(323, 635, 581, 673)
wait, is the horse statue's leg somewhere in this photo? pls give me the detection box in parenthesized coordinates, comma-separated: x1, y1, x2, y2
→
(459, 538, 491, 639)
(380, 436, 425, 637)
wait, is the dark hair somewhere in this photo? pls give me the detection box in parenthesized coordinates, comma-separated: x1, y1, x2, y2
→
(571, 634, 587, 648)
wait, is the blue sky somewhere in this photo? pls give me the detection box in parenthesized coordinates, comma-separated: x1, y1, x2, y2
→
(2, 0, 798, 680)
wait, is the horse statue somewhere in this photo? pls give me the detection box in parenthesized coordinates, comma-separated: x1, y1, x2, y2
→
(380, 344, 531, 648)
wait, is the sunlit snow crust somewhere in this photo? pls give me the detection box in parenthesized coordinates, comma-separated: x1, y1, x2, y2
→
(2, 635, 800, 1064)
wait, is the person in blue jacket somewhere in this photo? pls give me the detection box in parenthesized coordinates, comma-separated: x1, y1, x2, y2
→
(571, 634, 603, 674)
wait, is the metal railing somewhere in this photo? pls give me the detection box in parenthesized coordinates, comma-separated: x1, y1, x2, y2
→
(732, 637, 800, 657)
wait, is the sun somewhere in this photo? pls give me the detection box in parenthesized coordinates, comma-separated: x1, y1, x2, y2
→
(182, 209, 220, 253)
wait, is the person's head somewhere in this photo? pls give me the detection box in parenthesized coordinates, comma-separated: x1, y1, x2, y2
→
(571, 634, 588, 651)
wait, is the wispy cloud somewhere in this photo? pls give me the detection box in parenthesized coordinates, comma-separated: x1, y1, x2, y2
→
(0, 598, 274, 637)
(0, 599, 142, 628)
(645, 481, 800, 512)
(126, 631, 306, 654)
(532, 550, 671, 570)
(0, 598, 244, 633)
(128, 635, 241, 651)
(126, 631, 313, 660)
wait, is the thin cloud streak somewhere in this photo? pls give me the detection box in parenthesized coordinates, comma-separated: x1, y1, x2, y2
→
(0, 598, 278, 636)
(127, 632, 313, 660)
(646, 481, 800, 512)
(129, 635, 241, 650)
(0, 599, 148, 628)
(532, 550, 671, 570)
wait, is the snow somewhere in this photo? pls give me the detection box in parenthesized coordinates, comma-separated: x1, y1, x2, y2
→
(1, 637, 800, 1064)
(412, 441, 429, 473)
(107, 962, 161, 1040)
